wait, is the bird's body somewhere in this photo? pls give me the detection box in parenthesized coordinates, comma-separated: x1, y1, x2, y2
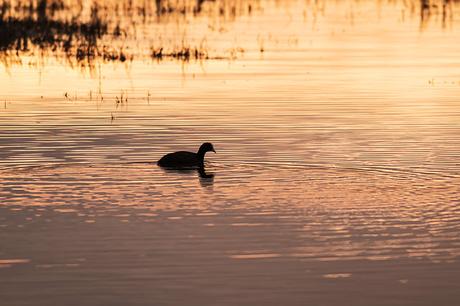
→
(157, 151, 202, 167)
(157, 143, 216, 168)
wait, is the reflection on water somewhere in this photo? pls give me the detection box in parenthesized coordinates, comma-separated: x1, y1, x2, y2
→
(1, 162, 459, 263)
(1, 0, 460, 305)
(159, 165, 215, 187)
(0, 0, 459, 69)
(1, 163, 459, 304)
(420, 0, 456, 29)
(0, 0, 257, 67)
(0, 258, 31, 268)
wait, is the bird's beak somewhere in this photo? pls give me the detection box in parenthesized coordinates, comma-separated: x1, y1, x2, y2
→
(212, 149, 216, 153)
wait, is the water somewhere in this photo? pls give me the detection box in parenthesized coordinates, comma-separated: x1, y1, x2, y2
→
(1, 1, 460, 305)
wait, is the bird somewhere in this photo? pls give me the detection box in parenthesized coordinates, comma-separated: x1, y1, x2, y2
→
(157, 142, 216, 168)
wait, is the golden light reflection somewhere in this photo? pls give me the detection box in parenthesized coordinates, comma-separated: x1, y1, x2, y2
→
(1, 163, 459, 263)
(1, 1, 460, 304)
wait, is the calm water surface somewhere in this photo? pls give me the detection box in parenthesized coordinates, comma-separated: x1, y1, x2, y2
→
(1, 1, 460, 305)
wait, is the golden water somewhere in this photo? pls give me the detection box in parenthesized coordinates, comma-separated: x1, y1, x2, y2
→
(1, 1, 460, 305)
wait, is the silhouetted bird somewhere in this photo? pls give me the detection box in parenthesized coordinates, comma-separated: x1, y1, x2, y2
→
(157, 142, 216, 168)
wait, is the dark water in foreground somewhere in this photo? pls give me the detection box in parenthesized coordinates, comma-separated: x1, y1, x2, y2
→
(1, 0, 460, 305)
(1, 163, 459, 305)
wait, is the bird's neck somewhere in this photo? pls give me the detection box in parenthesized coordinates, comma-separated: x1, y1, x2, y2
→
(196, 148, 207, 163)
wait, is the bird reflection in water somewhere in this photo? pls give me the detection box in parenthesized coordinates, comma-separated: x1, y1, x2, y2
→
(198, 167, 214, 188)
(159, 166, 215, 188)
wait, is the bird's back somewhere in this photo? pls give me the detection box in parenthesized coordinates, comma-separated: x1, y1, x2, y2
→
(157, 151, 200, 167)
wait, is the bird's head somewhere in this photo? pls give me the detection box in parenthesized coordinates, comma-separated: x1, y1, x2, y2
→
(199, 142, 216, 154)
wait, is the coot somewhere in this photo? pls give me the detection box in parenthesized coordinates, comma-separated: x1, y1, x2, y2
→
(157, 142, 216, 168)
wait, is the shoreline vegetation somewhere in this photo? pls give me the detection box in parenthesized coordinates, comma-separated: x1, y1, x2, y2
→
(0, 0, 457, 69)
(0, 0, 254, 67)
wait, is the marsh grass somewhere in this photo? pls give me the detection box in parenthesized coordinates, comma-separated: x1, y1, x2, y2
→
(0, 0, 111, 63)
(0, 0, 456, 69)
(0, 0, 259, 67)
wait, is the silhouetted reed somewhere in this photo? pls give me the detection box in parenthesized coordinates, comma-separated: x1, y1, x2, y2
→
(0, 0, 109, 63)
(151, 46, 208, 60)
(6, 0, 454, 68)
(419, 0, 456, 29)
(0, 0, 257, 66)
